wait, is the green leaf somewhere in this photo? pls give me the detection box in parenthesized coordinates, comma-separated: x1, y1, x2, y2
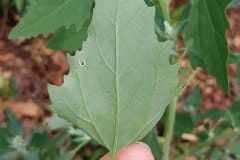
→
(200, 108, 224, 121)
(183, 0, 230, 93)
(53, 132, 69, 147)
(232, 142, 240, 158)
(68, 128, 91, 146)
(9, 0, 93, 38)
(13, 0, 26, 12)
(145, 1, 168, 42)
(24, 152, 39, 160)
(174, 113, 194, 137)
(49, 0, 179, 156)
(58, 145, 81, 160)
(29, 130, 51, 148)
(0, 152, 17, 160)
(209, 150, 223, 159)
(198, 101, 240, 129)
(227, 0, 240, 8)
(225, 101, 240, 128)
(0, 128, 11, 153)
(47, 17, 91, 53)
(90, 147, 108, 160)
(142, 128, 162, 160)
(228, 53, 240, 64)
(5, 108, 23, 137)
(186, 85, 201, 110)
(144, 0, 157, 7)
(154, 4, 168, 42)
(47, 115, 70, 130)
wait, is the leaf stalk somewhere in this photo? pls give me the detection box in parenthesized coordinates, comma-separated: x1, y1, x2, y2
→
(163, 97, 177, 160)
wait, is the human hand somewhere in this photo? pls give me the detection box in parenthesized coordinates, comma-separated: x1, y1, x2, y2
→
(100, 142, 154, 160)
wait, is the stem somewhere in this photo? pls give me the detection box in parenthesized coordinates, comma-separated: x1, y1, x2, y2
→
(110, 154, 116, 160)
(163, 97, 177, 160)
(163, 68, 201, 160)
(178, 68, 201, 97)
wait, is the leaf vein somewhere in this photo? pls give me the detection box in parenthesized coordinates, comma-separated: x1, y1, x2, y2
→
(75, 73, 108, 148)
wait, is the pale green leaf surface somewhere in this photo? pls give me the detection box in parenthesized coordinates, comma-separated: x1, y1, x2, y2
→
(49, 0, 178, 155)
(232, 142, 240, 158)
(227, 0, 240, 8)
(183, 0, 230, 93)
(9, 0, 93, 38)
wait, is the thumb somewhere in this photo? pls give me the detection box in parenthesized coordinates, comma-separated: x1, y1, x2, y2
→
(100, 142, 154, 160)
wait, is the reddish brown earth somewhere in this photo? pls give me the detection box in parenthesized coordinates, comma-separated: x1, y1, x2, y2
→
(0, 9, 68, 129)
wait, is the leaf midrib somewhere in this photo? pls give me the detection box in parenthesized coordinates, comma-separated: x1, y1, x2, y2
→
(112, 0, 121, 154)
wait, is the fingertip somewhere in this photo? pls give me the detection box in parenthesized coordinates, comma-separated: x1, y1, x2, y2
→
(100, 142, 154, 160)
(116, 142, 154, 160)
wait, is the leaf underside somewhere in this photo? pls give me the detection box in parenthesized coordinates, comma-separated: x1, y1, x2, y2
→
(9, 0, 93, 39)
(183, 0, 230, 93)
(49, 0, 179, 156)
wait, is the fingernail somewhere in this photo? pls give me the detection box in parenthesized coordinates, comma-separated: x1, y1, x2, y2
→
(135, 142, 151, 151)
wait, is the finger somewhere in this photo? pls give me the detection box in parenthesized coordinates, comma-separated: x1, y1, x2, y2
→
(100, 142, 154, 160)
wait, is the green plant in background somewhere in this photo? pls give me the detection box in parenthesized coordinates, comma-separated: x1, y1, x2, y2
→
(8, 0, 240, 159)
(9, 0, 94, 52)
(228, 0, 240, 8)
(0, 109, 92, 160)
(173, 86, 240, 160)
(0, 0, 39, 12)
(1, 0, 23, 12)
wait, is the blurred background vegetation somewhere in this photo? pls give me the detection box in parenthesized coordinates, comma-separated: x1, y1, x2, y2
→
(0, 0, 240, 159)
